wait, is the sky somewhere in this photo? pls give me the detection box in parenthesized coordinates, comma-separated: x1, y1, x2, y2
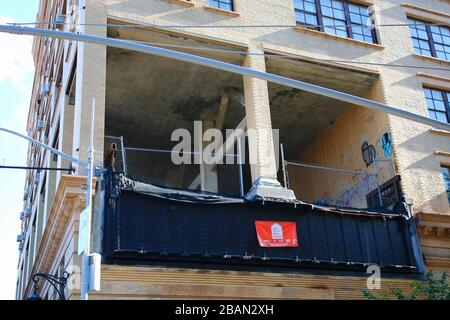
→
(0, 0, 39, 300)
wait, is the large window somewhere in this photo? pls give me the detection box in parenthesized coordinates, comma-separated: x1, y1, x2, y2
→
(209, 0, 234, 11)
(294, 0, 377, 44)
(424, 87, 450, 123)
(408, 18, 450, 61)
(441, 165, 450, 203)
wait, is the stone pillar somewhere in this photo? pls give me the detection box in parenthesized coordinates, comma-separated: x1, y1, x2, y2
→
(57, 97, 75, 182)
(72, 0, 106, 172)
(202, 120, 219, 193)
(242, 46, 295, 200)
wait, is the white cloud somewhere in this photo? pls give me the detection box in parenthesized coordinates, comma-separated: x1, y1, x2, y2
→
(0, 16, 34, 93)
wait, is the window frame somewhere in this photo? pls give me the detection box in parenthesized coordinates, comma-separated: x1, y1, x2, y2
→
(208, 0, 234, 12)
(441, 165, 450, 204)
(408, 17, 450, 61)
(294, 0, 378, 44)
(423, 86, 450, 124)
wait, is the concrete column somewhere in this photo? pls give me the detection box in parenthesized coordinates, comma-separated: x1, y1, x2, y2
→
(73, 0, 106, 172)
(202, 120, 218, 193)
(58, 97, 75, 182)
(242, 46, 295, 200)
(43, 154, 57, 227)
(243, 46, 277, 180)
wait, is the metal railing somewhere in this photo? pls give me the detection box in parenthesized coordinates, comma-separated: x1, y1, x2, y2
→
(281, 145, 396, 209)
(104, 135, 245, 197)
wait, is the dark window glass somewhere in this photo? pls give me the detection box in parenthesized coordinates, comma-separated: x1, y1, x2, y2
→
(441, 166, 450, 203)
(321, 0, 348, 37)
(209, 0, 234, 11)
(408, 18, 450, 61)
(294, 0, 319, 28)
(424, 87, 450, 123)
(430, 25, 450, 61)
(348, 2, 374, 43)
(293, 0, 377, 44)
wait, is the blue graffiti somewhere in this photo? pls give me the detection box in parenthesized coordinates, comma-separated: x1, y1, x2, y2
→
(381, 132, 393, 158)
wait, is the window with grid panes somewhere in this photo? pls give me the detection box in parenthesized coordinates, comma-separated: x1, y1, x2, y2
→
(441, 166, 450, 204)
(424, 87, 450, 123)
(209, 0, 234, 11)
(408, 17, 450, 61)
(293, 0, 377, 44)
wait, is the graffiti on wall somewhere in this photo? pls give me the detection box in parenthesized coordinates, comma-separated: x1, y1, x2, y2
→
(333, 174, 377, 208)
(381, 132, 393, 159)
(312, 132, 395, 208)
(361, 141, 377, 167)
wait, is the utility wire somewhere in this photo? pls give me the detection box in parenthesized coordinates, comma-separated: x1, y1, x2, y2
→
(9, 21, 450, 71)
(1, 24, 449, 130)
(7, 21, 450, 29)
(127, 39, 450, 72)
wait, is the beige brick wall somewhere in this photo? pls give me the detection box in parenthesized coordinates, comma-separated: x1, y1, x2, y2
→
(102, 0, 450, 213)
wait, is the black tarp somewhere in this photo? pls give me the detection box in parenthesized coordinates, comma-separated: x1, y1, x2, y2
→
(103, 172, 424, 276)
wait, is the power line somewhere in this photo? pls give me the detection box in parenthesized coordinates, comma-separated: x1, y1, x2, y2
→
(1, 24, 449, 132)
(127, 39, 450, 72)
(7, 21, 449, 29)
(0, 165, 75, 173)
(10, 21, 450, 71)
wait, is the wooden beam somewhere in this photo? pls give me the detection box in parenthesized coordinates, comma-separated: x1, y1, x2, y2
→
(215, 94, 230, 130)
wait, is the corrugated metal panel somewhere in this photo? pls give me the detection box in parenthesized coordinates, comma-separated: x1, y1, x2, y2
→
(103, 172, 423, 275)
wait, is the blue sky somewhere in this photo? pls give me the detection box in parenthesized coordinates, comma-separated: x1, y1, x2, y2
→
(0, 0, 39, 300)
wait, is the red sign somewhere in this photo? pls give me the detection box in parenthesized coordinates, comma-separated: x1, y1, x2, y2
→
(255, 221, 298, 247)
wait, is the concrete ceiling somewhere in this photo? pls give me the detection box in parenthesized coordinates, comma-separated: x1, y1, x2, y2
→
(105, 27, 378, 156)
(266, 57, 378, 157)
(105, 27, 246, 148)
(106, 47, 245, 149)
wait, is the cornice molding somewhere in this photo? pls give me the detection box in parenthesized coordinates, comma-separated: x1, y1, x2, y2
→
(401, 3, 450, 22)
(417, 212, 450, 269)
(23, 175, 95, 298)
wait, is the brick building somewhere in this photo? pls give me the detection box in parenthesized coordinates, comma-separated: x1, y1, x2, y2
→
(16, 0, 450, 300)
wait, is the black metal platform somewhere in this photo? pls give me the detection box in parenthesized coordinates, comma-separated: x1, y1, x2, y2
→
(102, 172, 425, 276)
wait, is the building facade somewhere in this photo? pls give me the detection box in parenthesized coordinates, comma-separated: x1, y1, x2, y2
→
(16, 0, 450, 300)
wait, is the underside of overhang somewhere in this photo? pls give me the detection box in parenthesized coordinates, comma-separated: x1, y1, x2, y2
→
(105, 27, 379, 157)
(265, 54, 378, 158)
(105, 26, 246, 149)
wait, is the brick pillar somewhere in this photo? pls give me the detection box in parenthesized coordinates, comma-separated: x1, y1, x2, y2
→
(72, 0, 106, 173)
(243, 46, 295, 200)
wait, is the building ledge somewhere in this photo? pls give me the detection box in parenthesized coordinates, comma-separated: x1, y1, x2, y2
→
(413, 53, 450, 66)
(108, 17, 248, 50)
(204, 6, 240, 17)
(424, 256, 450, 269)
(294, 26, 385, 50)
(22, 175, 96, 299)
(429, 128, 450, 137)
(417, 211, 450, 269)
(417, 212, 450, 238)
(163, 0, 194, 7)
(263, 44, 380, 75)
(435, 150, 450, 157)
(92, 264, 416, 300)
(417, 73, 450, 84)
(401, 3, 450, 21)
(418, 211, 450, 225)
(417, 73, 450, 92)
